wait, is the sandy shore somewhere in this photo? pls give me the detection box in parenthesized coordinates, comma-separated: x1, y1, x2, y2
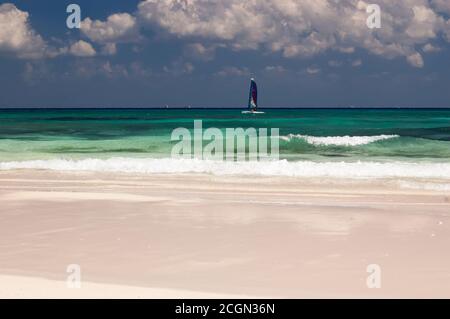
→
(0, 275, 255, 299)
(0, 170, 449, 298)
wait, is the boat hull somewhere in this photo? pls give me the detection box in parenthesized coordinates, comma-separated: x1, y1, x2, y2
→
(242, 111, 265, 114)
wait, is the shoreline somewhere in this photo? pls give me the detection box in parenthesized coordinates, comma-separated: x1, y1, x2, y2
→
(1, 170, 449, 298)
(2, 158, 450, 182)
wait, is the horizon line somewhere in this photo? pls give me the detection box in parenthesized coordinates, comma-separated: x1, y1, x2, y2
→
(1, 106, 450, 110)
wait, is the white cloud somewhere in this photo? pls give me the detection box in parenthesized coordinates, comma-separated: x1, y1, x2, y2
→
(69, 40, 96, 57)
(328, 60, 343, 67)
(407, 52, 424, 68)
(137, 0, 450, 67)
(444, 20, 450, 42)
(405, 5, 443, 40)
(338, 47, 356, 54)
(101, 61, 129, 78)
(0, 3, 48, 58)
(81, 13, 139, 46)
(306, 66, 321, 75)
(4, 0, 450, 68)
(71, 60, 129, 78)
(264, 65, 287, 73)
(423, 43, 441, 53)
(184, 62, 195, 74)
(163, 60, 195, 75)
(184, 43, 223, 61)
(352, 59, 363, 67)
(215, 66, 250, 77)
(102, 43, 117, 56)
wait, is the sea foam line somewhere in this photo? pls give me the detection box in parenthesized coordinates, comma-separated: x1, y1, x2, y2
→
(281, 134, 399, 146)
(1, 158, 450, 179)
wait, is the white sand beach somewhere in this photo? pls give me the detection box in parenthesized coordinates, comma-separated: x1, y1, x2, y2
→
(0, 170, 449, 298)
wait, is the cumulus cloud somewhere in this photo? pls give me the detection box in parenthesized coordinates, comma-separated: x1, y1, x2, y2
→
(306, 66, 321, 75)
(422, 43, 441, 53)
(71, 60, 129, 79)
(404, 5, 443, 41)
(102, 43, 117, 55)
(184, 43, 223, 61)
(352, 59, 363, 67)
(69, 40, 96, 57)
(215, 66, 250, 77)
(0, 3, 48, 58)
(338, 47, 356, 54)
(0, 3, 95, 59)
(4, 0, 450, 69)
(407, 52, 424, 68)
(81, 13, 140, 46)
(444, 20, 450, 42)
(22, 61, 54, 84)
(328, 60, 343, 67)
(137, 0, 450, 67)
(101, 61, 129, 78)
(264, 65, 287, 73)
(163, 60, 195, 76)
(432, 0, 450, 14)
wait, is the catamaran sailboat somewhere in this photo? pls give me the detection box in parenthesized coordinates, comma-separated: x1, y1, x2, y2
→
(242, 78, 265, 114)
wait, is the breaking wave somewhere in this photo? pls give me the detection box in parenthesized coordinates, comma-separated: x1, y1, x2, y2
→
(1, 157, 450, 180)
(281, 134, 399, 146)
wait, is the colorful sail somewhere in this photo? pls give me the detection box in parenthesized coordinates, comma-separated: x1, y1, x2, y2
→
(248, 78, 258, 110)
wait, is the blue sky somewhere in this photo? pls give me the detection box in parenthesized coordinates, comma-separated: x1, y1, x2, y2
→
(1, 0, 450, 108)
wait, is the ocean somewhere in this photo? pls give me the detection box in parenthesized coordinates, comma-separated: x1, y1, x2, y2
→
(1, 108, 450, 181)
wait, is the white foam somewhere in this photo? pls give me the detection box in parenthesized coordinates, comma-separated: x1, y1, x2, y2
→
(2, 158, 450, 180)
(281, 134, 399, 146)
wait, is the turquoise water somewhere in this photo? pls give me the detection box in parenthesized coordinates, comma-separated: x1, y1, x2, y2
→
(1, 108, 449, 163)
